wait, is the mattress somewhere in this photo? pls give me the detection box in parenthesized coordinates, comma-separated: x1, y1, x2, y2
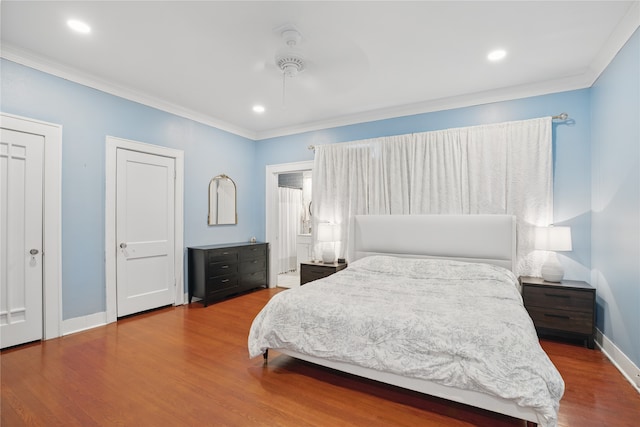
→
(248, 256, 564, 426)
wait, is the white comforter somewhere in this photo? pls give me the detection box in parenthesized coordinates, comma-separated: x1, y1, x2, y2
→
(248, 256, 564, 426)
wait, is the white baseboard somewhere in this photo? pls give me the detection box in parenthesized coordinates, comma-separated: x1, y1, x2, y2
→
(596, 328, 640, 393)
(61, 298, 193, 337)
(62, 311, 108, 336)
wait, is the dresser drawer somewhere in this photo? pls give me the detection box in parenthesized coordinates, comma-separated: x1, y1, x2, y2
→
(240, 257, 266, 274)
(526, 306, 593, 335)
(206, 274, 238, 293)
(241, 270, 267, 288)
(208, 249, 237, 263)
(209, 261, 238, 276)
(523, 286, 593, 312)
(239, 244, 266, 261)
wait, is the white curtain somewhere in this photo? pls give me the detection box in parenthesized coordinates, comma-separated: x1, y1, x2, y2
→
(312, 117, 552, 276)
(278, 187, 303, 274)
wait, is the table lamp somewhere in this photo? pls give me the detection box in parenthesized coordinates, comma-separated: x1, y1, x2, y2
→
(317, 223, 338, 264)
(535, 226, 572, 282)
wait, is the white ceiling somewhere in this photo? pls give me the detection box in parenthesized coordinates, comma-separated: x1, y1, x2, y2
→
(1, 1, 638, 140)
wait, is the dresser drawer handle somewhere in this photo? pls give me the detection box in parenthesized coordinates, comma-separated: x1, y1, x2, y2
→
(221, 279, 230, 283)
(544, 313, 571, 319)
(544, 293, 570, 298)
(221, 265, 229, 269)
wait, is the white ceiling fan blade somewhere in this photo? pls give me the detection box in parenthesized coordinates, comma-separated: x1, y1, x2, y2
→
(305, 34, 370, 89)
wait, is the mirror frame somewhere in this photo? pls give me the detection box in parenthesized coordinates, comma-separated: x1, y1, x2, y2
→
(208, 174, 237, 225)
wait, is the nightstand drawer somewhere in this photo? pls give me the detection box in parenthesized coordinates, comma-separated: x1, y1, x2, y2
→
(300, 262, 347, 285)
(523, 286, 593, 312)
(300, 268, 329, 284)
(526, 306, 593, 335)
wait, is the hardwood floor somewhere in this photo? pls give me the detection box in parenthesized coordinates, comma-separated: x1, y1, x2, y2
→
(2, 288, 638, 426)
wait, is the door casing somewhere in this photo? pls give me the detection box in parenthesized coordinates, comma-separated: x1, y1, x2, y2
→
(0, 113, 62, 340)
(105, 136, 184, 323)
(265, 160, 313, 288)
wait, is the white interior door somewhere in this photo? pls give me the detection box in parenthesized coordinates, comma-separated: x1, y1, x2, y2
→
(0, 128, 44, 348)
(116, 149, 175, 317)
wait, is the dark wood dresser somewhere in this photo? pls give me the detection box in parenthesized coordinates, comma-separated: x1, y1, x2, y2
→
(520, 276, 596, 349)
(188, 242, 269, 307)
(300, 261, 347, 285)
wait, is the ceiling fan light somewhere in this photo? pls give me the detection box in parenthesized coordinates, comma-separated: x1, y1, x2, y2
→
(283, 64, 299, 77)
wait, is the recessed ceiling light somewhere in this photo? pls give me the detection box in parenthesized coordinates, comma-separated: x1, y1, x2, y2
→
(253, 105, 265, 114)
(487, 49, 507, 62)
(67, 19, 91, 34)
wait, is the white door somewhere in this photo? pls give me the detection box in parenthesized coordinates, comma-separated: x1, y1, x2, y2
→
(116, 149, 175, 317)
(0, 128, 44, 348)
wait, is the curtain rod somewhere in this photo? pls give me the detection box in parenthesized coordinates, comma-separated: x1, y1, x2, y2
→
(307, 113, 570, 151)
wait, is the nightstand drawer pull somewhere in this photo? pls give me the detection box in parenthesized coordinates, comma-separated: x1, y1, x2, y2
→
(544, 293, 570, 298)
(544, 313, 571, 320)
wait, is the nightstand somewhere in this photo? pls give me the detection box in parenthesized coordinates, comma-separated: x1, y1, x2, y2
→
(300, 261, 347, 285)
(520, 276, 596, 349)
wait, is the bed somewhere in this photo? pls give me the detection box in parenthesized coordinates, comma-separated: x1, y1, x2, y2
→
(248, 215, 564, 426)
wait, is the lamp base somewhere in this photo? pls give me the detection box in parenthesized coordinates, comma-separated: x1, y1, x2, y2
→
(541, 252, 564, 282)
(322, 249, 335, 264)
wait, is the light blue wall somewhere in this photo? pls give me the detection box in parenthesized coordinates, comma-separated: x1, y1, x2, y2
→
(256, 89, 593, 281)
(590, 29, 640, 367)
(3, 30, 637, 371)
(1, 59, 261, 320)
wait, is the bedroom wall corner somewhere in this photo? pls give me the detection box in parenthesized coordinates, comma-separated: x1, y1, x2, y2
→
(590, 27, 640, 370)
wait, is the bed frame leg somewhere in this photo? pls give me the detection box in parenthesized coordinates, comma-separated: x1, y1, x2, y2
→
(263, 349, 269, 365)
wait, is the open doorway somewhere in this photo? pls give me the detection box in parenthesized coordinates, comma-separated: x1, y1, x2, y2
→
(276, 171, 312, 287)
(265, 161, 313, 288)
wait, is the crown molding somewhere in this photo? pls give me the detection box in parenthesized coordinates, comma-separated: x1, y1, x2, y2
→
(254, 73, 593, 140)
(587, 1, 640, 86)
(0, 44, 258, 140)
(3, 1, 638, 143)
(256, 2, 640, 140)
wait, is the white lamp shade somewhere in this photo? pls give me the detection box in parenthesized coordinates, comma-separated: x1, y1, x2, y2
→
(317, 222, 338, 263)
(535, 226, 572, 252)
(317, 223, 338, 242)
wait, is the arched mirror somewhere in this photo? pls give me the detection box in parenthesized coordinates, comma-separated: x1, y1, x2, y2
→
(208, 174, 237, 225)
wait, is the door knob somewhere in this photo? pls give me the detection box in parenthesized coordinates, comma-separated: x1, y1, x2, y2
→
(120, 242, 127, 249)
(30, 249, 39, 255)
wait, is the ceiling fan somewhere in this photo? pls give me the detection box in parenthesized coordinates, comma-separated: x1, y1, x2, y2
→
(266, 23, 370, 106)
(274, 24, 306, 78)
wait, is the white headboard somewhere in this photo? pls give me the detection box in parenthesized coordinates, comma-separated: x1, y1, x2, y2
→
(347, 215, 516, 272)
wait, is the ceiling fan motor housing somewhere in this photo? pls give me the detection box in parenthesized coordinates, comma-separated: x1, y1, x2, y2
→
(275, 25, 305, 77)
(276, 53, 305, 77)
